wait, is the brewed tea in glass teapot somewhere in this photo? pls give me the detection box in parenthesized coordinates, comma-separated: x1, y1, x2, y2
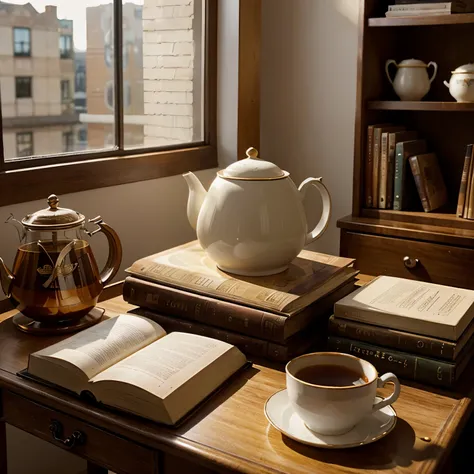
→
(0, 194, 122, 334)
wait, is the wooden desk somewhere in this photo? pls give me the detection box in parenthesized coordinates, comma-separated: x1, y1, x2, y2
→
(0, 297, 473, 474)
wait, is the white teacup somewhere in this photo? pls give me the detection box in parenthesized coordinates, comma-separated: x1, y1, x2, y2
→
(285, 352, 400, 436)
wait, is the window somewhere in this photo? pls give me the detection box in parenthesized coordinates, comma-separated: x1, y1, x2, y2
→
(15, 77, 32, 98)
(62, 132, 74, 152)
(16, 132, 33, 157)
(61, 80, 70, 102)
(13, 27, 31, 57)
(0, 0, 218, 207)
(59, 35, 73, 59)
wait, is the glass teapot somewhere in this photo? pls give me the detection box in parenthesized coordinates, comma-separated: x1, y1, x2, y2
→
(0, 194, 122, 326)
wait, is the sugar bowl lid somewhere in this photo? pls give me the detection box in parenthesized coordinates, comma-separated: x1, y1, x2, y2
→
(451, 63, 474, 74)
(22, 194, 85, 229)
(398, 59, 429, 68)
(217, 147, 289, 180)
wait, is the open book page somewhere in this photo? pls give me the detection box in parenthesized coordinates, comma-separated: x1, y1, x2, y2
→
(126, 240, 355, 313)
(90, 332, 247, 424)
(28, 315, 166, 393)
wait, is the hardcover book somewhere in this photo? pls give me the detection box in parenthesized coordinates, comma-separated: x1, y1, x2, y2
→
(123, 276, 358, 343)
(457, 144, 473, 216)
(26, 314, 247, 426)
(126, 241, 356, 315)
(409, 153, 448, 212)
(393, 139, 427, 211)
(334, 276, 474, 341)
(464, 147, 474, 219)
(393, 1, 474, 12)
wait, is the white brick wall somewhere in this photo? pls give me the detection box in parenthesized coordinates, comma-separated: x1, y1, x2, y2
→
(143, 0, 196, 146)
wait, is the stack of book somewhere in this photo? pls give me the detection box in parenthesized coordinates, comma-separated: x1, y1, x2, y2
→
(457, 143, 474, 219)
(365, 123, 447, 212)
(385, 1, 474, 17)
(327, 276, 474, 388)
(124, 241, 359, 363)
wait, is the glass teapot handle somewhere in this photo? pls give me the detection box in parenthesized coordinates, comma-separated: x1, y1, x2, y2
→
(298, 177, 332, 246)
(86, 216, 123, 286)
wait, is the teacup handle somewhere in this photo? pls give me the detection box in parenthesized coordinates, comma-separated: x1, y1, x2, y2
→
(298, 177, 332, 245)
(385, 60, 398, 85)
(372, 373, 400, 413)
(428, 61, 438, 84)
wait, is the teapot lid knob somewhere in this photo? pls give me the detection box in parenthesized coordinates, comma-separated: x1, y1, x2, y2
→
(47, 194, 59, 210)
(246, 147, 259, 159)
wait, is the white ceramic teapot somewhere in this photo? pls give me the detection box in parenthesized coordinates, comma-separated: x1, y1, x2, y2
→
(183, 148, 332, 276)
(386, 59, 438, 101)
(444, 63, 474, 103)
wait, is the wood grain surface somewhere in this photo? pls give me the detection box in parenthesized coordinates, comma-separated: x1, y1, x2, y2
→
(0, 297, 472, 474)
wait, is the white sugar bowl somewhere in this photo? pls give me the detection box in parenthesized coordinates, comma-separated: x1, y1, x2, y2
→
(444, 64, 474, 103)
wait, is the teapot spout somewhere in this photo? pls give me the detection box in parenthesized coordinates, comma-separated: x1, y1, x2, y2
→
(0, 258, 14, 298)
(183, 172, 207, 230)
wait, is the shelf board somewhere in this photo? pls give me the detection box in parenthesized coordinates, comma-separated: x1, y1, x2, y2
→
(369, 13, 474, 27)
(368, 101, 474, 111)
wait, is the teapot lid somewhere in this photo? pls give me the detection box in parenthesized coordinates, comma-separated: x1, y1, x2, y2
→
(22, 194, 85, 230)
(452, 63, 474, 74)
(398, 59, 429, 68)
(218, 147, 289, 180)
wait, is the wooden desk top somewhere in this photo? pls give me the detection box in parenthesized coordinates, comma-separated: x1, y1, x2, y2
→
(0, 297, 472, 474)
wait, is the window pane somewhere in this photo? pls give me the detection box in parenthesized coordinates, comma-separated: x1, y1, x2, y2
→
(124, 0, 205, 149)
(1, 2, 115, 161)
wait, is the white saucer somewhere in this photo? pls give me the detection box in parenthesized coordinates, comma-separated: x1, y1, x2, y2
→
(264, 389, 397, 449)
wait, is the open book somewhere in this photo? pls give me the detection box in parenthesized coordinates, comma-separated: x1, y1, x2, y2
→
(126, 241, 356, 315)
(26, 315, 247, 425)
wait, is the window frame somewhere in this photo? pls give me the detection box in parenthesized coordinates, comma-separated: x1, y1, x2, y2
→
(59, 34, 73, 59)
(13, 27, 31, 57)
(60, 79, 70, 102)
(0, 0, 218, 207)
(15, 76, 32, 99)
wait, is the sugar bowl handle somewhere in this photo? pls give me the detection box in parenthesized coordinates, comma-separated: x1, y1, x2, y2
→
(298, 177, 332, 245)
(86, 217, 123, 286)
(385, 60, 398, 85)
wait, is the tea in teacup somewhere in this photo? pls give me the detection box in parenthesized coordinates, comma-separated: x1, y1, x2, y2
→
(294, 364, 368, 387)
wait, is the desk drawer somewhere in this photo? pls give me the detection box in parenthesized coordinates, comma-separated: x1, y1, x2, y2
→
(341, 231, 474, 289)
(2, 390, 158, 474)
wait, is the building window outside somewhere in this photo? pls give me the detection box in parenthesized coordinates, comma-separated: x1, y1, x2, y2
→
(61, 80, 70, 102)
(62, 131, 74, 152)
(16, 132, 33, 157)
(78, 128, 87, 143)
(13, 27, 31, 57)
(59, 35, 73, 59)
(105, 80, 130, 111)
(15, 77, 32, 99)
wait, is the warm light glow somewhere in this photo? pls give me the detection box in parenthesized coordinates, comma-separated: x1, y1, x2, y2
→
(334, 0, 360, 24)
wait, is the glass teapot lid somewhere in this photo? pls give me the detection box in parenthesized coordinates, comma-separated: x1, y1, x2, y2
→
(21, 194, 85, 230)
(218, 147, 289, 180)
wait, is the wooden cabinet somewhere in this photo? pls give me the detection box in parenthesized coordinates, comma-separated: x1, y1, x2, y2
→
(338, 0, 474, 283)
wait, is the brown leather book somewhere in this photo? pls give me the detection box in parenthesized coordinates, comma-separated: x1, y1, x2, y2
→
(409, 153, 448, 212)
(328, 315, 474, 362)
(457, 144, 473, 217)
(123, 276, 357, 343)
(130, 307, 327, 363)
(463, 151, 474, 219)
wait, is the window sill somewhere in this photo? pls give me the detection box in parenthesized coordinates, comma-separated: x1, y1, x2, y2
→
(0, 145, 217, 207)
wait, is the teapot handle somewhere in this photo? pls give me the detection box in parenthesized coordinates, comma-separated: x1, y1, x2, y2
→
(427, 61, 438, 84)
(86, 217, 123, 286)
(385, 60, 398, 85)
(298, 177, 332, 246)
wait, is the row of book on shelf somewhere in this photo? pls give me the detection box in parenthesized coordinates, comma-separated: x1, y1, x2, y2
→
(385, 1, 474, 17)
(365, 124, 447, 212)
(26, 240, 474, 426)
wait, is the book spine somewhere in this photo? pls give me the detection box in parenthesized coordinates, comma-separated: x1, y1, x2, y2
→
(123, 277, 288, 342)
(409, 156, 430, 212)
(327, 336, 456, 388)
(379, 133, 389, 209)
(389, 3, 452, 11)
(328, 317, 456, 361)
(457, 144, 473, 216)
(373, 129, 382, 208)
(386, 134, 396, 209)
(464, 151, 474, 219)
(386, 10, 447, 16)
(365, 126, 374, 208)
(393, 143, 404, 211)
(131, 308, 309, 362)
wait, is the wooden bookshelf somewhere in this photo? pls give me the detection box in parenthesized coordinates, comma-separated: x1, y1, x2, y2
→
(369, 13, 474, 27)
(337, 0, 474, 290)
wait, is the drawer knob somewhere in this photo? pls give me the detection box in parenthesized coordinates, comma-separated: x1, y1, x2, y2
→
(49, 420, 85, 449)
(403, 256, 419, 269)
